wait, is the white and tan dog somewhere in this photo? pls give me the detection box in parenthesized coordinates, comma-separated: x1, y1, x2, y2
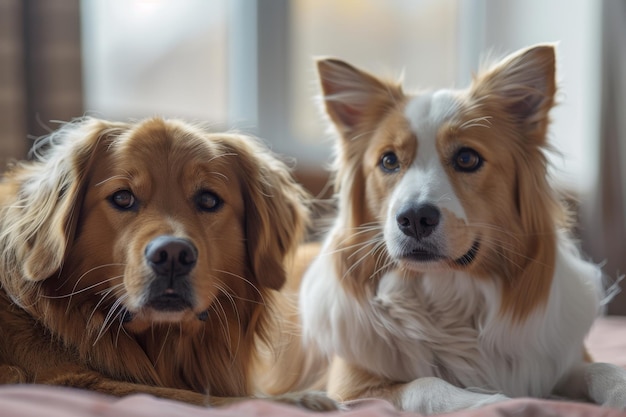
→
(269, 44, 626, 414)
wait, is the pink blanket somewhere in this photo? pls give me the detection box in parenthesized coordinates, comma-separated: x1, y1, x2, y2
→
(1, 316, 625, 417)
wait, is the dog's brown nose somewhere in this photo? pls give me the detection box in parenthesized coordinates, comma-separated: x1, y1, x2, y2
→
(396, 203, 440, 239)
(145, 236, 197, 276)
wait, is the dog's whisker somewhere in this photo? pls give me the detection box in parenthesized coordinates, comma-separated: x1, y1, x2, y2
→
(111, 297, 133, 347)
(369, 259, 395, 281)
(44, 274, 123, 300)
(87, 282, 125, 327)
(321, 235, 383, 257)
(213, 281, 264, 305)
(54, 263, 125, 308)
(94, 295, 127, 346)
(209, 300, 233, 353)
(114, 311, 129, 347)
(372, 241, 393, 276)
(214, 284, 242, 366)
(213, 269, 266, 306)
(342, 238, 387, 281)
(347, 234, 386, 259)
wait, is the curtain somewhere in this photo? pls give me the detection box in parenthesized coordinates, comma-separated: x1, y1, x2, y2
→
(581, 0, 626, 315)
(0, 0, 83, 167)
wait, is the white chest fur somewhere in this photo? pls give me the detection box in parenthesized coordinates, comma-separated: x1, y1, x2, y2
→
(300, 234, 603, 398)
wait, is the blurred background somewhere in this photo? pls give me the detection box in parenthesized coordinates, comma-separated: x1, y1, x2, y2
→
(0, 0, 624, 313)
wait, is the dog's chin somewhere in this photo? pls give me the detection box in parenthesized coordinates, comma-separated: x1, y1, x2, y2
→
(145, 309, 190, 324)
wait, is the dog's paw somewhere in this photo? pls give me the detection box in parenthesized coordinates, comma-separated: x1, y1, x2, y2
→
(401, 377, 510, 413)
(584, 362, 626, 409)
(600, 387, 626, 410)
(271, 390, 341, 412)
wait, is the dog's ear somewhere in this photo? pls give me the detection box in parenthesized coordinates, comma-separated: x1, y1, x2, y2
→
(0, 118, 122, 281)
(471, 44, 557, 144)
(316, 58, 403, 138)
(231, 137, 310, 290)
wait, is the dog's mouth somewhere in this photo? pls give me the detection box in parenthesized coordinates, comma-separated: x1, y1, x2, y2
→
(453, 239, 480, 267)
(122, 305, 209, 324)
(147, 292, 193, 312)
(404, 245, 444, 262)
(122, 286, 206, 324)
(401, 239, 480, 267)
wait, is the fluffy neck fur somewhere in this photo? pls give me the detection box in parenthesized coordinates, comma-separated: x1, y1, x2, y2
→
(2, 274, 270, 397)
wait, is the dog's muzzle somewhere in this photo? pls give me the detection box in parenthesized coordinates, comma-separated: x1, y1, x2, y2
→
(144, 235, 198, 312)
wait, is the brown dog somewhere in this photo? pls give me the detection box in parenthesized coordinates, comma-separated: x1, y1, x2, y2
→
(0, 117, 334, 410)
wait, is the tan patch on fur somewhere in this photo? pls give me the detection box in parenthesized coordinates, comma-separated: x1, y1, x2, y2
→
(438, 208, 476, 261)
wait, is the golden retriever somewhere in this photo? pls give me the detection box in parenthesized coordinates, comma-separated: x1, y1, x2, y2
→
(0, 117, 334, 410)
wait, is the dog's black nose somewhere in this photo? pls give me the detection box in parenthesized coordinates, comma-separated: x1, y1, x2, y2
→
(145, 236, 197, 276)
(396, 203, 441, 239)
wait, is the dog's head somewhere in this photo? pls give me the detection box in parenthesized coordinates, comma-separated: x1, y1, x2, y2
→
(0, 117, 308, 331)
(318, 45, 565, 317)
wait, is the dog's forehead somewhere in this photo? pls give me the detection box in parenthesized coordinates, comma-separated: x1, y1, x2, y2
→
(104, 121, 243, 194)
(113, 121, 227, 167)
(404, 89, 460, 161)
(397, 89, 467, 220)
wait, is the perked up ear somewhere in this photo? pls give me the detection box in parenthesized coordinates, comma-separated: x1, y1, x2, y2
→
(0, 118, 120, 282)
(471, 44, 557, 143)
(316, 58, 404, 138)
(232, 136, 310, 291)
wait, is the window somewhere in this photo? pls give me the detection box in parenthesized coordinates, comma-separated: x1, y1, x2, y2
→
(288, 0, 459, 158)
(81, 0, 228, 123)
(81, 0, 600, 191)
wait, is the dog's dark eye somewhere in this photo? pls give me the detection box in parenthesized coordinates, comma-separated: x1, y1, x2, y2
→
(453, 148, 483, 172)
(380, 152, 400, 173)
(196, 191, 222, 212)
(110, 190, 136, 211)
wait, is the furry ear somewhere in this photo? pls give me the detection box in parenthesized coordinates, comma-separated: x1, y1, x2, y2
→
(471, 44, 557, 143)
(0, 118, 121, 282)
(317, 58, 403, 137)
(229, 136, 310, 291)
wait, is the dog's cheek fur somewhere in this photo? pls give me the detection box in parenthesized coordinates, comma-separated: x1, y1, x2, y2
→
(465, 46, 564, 320)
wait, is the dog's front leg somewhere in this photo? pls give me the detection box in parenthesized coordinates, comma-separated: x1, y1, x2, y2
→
(390, 377, 509, 414)
(328, 357, 508, 414)
(556, 362, 626, 409)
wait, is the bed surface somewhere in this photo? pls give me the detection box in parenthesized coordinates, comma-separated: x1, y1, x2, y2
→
(1, 316, 625, 417)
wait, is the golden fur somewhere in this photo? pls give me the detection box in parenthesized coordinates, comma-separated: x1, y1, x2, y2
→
(0, 117, 334, 409)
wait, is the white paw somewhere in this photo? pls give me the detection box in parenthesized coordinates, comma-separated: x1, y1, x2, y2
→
(585, 362, 626, 409)
(601, 388, 626, 410)
(402, 377, 510, 414)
